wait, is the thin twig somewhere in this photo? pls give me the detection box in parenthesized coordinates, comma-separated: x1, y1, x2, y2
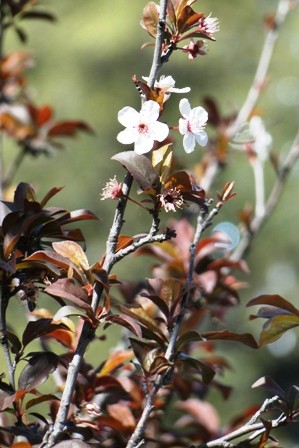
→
(231, 129, 299, 262)
(201, 0, 291, 192)
(227, 0, 290, 139)
(125, 202, 221, 448)
(43, 172, 134, 446)
(113, 227, 175, 263)
(251, 158, 265, 219)
(197, 400, 286, 448)
(44, 8, 177, 434)
(0, 275, 15, 390)
(2, 145, 26, 190)
(147, 0, 168, 89)
(0, 13, 7, 224)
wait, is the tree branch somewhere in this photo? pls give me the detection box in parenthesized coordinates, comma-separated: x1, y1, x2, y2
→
(201, 0, 291, 192)
(147, 0, 168, 89)
(125, 201, 222, 448)
(44, 0, 171, 439)
(112, 227, 175, 264)
(231, 129, 299, 262)
(197, 396, 285, 447)
(0, 13, 7, 224)
(227, 0, 291, 138)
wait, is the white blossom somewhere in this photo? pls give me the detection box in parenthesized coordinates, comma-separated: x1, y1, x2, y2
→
(142, 75, 190, 102)
(249, 116, 272, 162)
(178, 98, 208, 153)
(117, 100, 169, 154)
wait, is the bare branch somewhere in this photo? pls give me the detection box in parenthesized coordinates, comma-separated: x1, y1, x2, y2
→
(112, 227, 176, 264)
(125, 201, 222, 448)
(201, 0, 291, 192)
(147, 0, 168, 89)
(227, 0, 291, 138)
(197, 396, 286, 447)
(231, 129, 299, 261)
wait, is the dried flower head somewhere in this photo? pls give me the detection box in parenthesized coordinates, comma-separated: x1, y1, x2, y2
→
(101, 176, 123, 200)
(159, 188, 185, 212)
(198, 14, 220, 40)
(182, 39, 207, 61)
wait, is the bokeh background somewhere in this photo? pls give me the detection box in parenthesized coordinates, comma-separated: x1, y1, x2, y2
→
(3, 0, 299, 445)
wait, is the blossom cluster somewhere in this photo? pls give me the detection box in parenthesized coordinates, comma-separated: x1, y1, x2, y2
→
(116, 76, 208, 155)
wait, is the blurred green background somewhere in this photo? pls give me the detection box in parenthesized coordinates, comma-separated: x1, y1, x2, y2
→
(2, 0, 299, 444)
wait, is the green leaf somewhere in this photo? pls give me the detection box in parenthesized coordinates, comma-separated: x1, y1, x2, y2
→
(259, 314, 299, 347)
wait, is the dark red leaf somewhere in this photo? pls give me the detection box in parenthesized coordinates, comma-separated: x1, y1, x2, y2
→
(15, 26, 27, 43)
(48, 120, 93, 137)
(112, 151, 160, 192)
(105, 314, 142, 338)
(21, 11, 57, 22)
(18, 352, 60, 390)
(129, 338, 162, 373)
(177, 355, 215, 384)
(3, 331, 22, 355)
(25, 393, 59, 410)
(0, 390, 16, 411)
(247, 294, 299, 316)
(201, 330, 258, 349)
(40, 186, 63, 208)
(45, 278, 92, 314)
(22, 318, 71, 348)
(252, 376, 286, 401)
(141, 2, 159, 38)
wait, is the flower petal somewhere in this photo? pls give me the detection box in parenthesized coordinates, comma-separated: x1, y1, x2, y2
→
(170, 86, 191, 93)
(149, 121, 169, 142)
(134, 134, 154, 154)
(118, 106, 139, 127)
(179, 98, 191, 118)
(190, 106, 208, 125)
(194, 131, 208, 147)
(117, 128, 137, 145)
(140, 100, 160, 122)
(183, 132, 196, 153)
(179, 118, 188, 135)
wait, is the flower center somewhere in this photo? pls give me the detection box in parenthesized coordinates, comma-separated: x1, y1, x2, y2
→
(138, 122, 149, 134)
